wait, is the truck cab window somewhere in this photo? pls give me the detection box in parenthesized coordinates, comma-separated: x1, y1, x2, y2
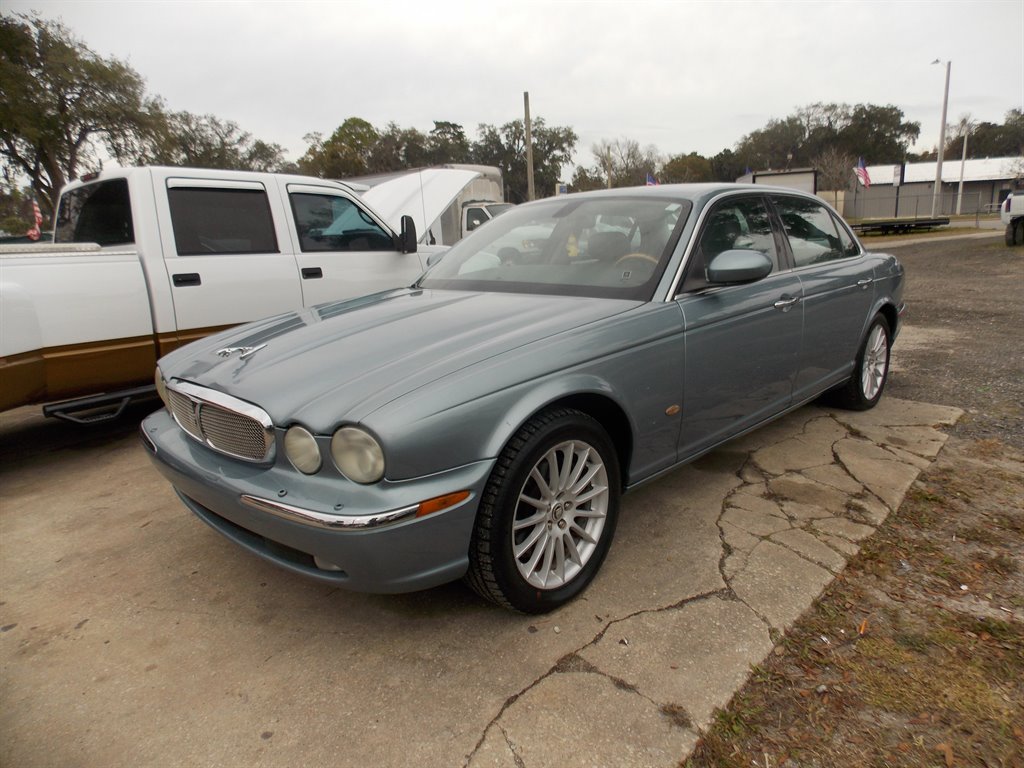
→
(168, 187, 278, 255)
(290, 193, 394, 252)
(55, 178, 134, 246)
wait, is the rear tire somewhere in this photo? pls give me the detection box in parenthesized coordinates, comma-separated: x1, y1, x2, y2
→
(464, 408, 620, 613)
(830, 314, 891, 411)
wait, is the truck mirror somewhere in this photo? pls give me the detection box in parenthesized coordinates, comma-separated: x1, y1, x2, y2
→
(399, 215, 417, 253)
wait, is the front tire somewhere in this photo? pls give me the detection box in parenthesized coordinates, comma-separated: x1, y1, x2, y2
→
(465, 408, 621, 613)
(830, 314, 891, 411)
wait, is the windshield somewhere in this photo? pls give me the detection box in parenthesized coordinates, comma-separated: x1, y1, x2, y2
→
(419, 196, 690, 300)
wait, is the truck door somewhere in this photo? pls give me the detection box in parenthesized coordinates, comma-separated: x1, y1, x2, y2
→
(285, 184, 426, 307)
(157, 178, 303, 345)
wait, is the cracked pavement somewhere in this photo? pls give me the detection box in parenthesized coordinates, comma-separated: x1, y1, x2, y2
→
(0, 397, 960, 767)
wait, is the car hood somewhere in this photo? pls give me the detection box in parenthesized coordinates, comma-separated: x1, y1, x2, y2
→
(162, 289, 640, 428)
(362, 168, 480, 241)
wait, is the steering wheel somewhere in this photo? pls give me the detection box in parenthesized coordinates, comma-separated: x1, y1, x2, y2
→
(614, 252, 658, 266)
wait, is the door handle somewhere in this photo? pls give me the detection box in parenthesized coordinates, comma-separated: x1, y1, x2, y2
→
(172, 273, 201, 287)
(773, 295, 800, 311)
(301, 267, 323, 279)
(857, 278, 873, 289)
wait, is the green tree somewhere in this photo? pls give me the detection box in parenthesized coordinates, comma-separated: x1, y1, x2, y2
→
(368, 122, 428, 172)
(733, 103, 920, 170)
(426, 121, 471, 165)
(836, 104, 919, 163)
(472, 118, 576, 202)
(661, 152, 712, 183)
(297, 117, 380, 178)
(0, 180, 35, 235)
(570, 165, 606, 192)
(145, 111, 286, 171)
(0, 13, 162, 214)
(710, 148, 747, 182)
(962, 109, 1024, 158)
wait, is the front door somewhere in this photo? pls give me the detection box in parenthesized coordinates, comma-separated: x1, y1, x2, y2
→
(674, 195, 803, 459)
(287, 185, 427, 307)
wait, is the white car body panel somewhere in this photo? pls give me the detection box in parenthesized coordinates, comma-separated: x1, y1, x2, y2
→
(363, 168, 481, 241)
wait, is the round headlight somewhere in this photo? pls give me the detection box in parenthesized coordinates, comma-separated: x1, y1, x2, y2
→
(331, 427, 384, 484)
(284, 425, 322, 474)
(154, 367, 169, 409)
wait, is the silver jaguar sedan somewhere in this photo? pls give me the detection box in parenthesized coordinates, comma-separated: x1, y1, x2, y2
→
(142, 184, 904, 613)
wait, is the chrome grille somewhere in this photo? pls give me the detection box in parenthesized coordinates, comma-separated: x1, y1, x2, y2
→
(167, 388, 201, 439)
(165, 381, 275, 463)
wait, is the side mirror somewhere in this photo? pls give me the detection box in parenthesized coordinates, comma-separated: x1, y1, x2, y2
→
(706, 250, 773, 285)
(398, 215, 417, 253)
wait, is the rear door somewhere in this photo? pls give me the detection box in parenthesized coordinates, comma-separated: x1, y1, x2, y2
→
(156, 177, 303, 344)
(674, 194, 803, 459)
(285, 183, 426, 306)
(769, 194, 875, 402)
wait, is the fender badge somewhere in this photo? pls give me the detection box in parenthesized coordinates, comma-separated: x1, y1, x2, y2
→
(216, 344, 266, 360)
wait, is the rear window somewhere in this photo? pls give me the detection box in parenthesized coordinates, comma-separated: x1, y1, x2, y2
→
(168, 187, 278, 255)
(54, 178, 134, 245)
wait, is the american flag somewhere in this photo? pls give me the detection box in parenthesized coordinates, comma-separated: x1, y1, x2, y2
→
(645, 172, 659, 186)
(26, 198, 43, 240)
(854, 157, 871, 187)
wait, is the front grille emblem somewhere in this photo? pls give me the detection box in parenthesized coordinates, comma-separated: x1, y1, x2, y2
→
(216, 344, 266, 360)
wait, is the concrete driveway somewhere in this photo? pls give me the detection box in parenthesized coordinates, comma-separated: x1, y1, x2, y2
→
(0, 396, 959, 767)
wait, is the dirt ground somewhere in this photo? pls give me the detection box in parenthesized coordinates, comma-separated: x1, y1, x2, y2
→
(685, 235, 1024, 767)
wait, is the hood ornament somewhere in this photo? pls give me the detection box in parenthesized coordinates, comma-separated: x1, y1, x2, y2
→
(216, 344, 267, 360)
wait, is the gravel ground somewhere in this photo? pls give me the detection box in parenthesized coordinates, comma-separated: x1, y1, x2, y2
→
(884, 234, 1023, 449)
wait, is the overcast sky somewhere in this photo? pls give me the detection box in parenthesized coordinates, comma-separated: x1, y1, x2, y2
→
(5, 0, 1023, 174)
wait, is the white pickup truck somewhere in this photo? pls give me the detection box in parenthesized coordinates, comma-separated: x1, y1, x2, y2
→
(0, 166, 470, 421)
(1002, 192, 1023, 246)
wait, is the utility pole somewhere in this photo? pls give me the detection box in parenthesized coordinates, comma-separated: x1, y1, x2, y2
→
(956, 130, 969, 215)
(524, 91, 535, 202)
(931, 60, 951, 218)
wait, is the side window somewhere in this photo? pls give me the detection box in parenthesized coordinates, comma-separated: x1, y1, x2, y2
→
(682, 197, 778, 291)
(832, 213, 861, 257)
(290, 193, 394, 252)
(772, 196, 844, 267)
(54, 178, 134, 246)
(168, 187, 277, 255)
(465, 207, 488, 232)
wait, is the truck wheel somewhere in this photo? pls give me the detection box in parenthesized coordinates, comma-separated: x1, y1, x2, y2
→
(1007, 222, 1016, 246)
(465, 408, 620, 613)
(1008, 220, 1024, 247)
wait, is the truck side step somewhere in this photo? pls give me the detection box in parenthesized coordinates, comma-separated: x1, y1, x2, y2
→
(43, 385, 158, 425)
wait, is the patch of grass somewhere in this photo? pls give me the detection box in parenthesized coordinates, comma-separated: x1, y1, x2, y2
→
(960, 525, 1001, 546)
(976, 552, 1019, 576)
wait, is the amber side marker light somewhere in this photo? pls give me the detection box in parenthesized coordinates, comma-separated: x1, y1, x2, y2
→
(417, 491, 471, 518)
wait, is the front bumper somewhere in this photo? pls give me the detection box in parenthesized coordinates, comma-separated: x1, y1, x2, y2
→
(141, 409, 494, 593)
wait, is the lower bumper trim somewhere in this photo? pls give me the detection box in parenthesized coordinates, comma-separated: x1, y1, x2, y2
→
(239, 494, 419, 530)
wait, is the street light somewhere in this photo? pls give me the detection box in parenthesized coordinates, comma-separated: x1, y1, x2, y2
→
(931, 59, 951, 218)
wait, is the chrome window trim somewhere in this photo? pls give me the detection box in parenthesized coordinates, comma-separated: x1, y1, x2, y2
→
(167, 379, 275, 463)
(661, 188, 862, 301)
(240, 494, 421, 530)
